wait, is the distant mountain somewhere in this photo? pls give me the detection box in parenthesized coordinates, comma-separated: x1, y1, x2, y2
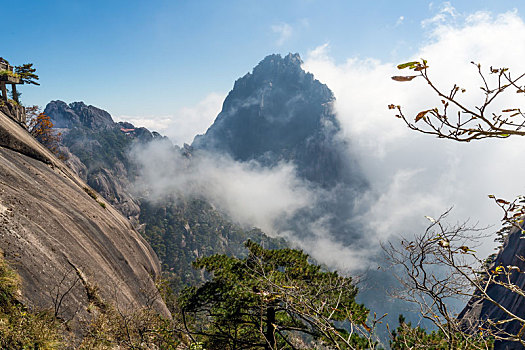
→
(44, 100, 165, 223)
(193, 53, 365, 189)
(193, 53, 367, 247)
(43, 53, 367, 288)
(44, 100, 285, 289)
(44, 100, 115, 129)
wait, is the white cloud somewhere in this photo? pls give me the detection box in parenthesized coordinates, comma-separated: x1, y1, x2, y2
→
(299, 18, 310, 28)
(304, 9, 525, 259)
(132, 141, 367, 272)
(132, 142, 314, 236)
(117, 92, 224, 146)
(116, 115, 173, 132)
(272, 23, 293, 46)
(422, 1, 458, 27)
(396, 16, 405, 26)
(167, 92, 224, 145)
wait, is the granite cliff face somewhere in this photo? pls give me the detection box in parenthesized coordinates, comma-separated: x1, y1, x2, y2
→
(0, 110, 169, 329)
(193, 53, 364, 189)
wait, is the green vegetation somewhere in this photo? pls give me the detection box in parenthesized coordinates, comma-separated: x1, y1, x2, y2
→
(0, 251, 65, 349)
(139, 198, 287, 290)
(14, 63, 39, 86)
(83, 186, 98, 200)
(0, 59, 39, 105)
(0, 70, 20, 78)
(180, 240, 375, 349)
(82, 186, 107, 208)
(390, 316, 493, 350)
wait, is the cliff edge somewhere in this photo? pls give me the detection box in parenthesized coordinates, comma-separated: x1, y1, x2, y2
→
(0, 110, 169, 329)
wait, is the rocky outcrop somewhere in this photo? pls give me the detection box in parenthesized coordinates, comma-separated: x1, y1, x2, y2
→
(87, 167, 140, 223)
(44, 100, 114, 129)
(43, 101, 162, 222)
(192, 53, 364, 189)
(0, 100, 26, 125)
(459, 227, 525, 349)
(0, 110, 169, 330)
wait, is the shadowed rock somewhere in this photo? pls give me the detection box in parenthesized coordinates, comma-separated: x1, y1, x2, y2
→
(192, 53, 364, 189)
(459, 226, 525, 349)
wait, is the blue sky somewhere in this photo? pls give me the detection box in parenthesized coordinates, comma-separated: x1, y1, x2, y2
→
(4, 0, 525, 127)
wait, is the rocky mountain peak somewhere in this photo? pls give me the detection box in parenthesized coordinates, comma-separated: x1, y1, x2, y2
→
(248, 53, 305, 82)
(229, 53, 332, 103)
(192, 53, 357, 188)
(44, 100, 114, 129)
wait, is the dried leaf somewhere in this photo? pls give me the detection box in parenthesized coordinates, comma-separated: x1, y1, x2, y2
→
(415, 110, 431, 122)
(391, 75, 418, 82)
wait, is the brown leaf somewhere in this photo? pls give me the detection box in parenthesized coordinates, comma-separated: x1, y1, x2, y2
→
(415, 110, 431, 122)
(391, 75, 418, 82)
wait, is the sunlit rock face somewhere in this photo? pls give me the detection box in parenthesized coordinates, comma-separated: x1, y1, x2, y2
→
(44, 100, 114, 129)
(0, 110, 169, 331)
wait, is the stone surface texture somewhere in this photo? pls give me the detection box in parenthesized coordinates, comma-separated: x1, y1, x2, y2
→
(0, 110, 169, 330)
